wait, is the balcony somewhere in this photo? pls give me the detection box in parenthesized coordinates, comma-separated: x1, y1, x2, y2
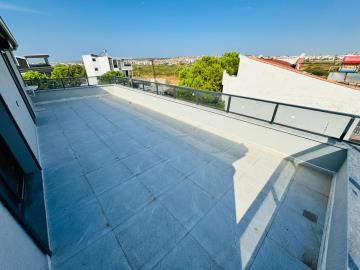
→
(31, 81, 356, 270)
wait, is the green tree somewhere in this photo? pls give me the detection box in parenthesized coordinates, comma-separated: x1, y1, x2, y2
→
(98, 70, 126, 84)
(22, 70, 47, 80)
(51, 64, 85, 78)
(220, 52, 239, 76)
(178, 52, 239, 91)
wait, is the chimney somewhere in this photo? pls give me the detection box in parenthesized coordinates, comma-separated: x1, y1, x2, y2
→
(295, 53, 305, 70)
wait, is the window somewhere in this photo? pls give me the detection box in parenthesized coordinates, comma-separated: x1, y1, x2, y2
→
(92, 58, 96, 62)
(94, 67, 98, 71)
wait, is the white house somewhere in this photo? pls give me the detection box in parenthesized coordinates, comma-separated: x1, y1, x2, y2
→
(222, 54, 360, 115)
(82, 52, 132, 85)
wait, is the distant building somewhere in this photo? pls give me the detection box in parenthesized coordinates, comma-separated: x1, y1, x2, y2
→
(15, 54, 52, 75)
(82, 52, 132, 85)
(222, 54, 360, 115)
(327, 55, 360, 86)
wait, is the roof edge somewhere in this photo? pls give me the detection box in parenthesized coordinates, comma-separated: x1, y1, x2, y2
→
(0, 17, 18, 49)
(247, 55, 360, 91)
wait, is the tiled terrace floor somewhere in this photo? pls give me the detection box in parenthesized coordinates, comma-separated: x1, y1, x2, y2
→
(36, 94, 331, 270)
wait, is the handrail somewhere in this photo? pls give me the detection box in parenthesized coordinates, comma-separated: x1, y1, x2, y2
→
(24, 76, 360, 144)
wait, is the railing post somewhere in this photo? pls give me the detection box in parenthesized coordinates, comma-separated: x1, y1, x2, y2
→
(142, 82, 145, 91)
(339, 117, 355, 141)
(195, 90, 199, 105)
(60, 78, 65, 89)
(86, 76, 90, 86)
(226, 95, 232, 112)
(156, 83, 159, 95)
(173, 87, 177, 99)
(270, 104, 279, 123)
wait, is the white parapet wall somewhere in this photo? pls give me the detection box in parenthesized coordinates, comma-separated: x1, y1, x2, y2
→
(103, 85, 347, 173)
(222, 55, 360, 115)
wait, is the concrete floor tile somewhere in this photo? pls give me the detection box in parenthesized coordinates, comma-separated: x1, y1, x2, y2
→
(54, 232, 131, 270)
(153, 235, 223, 270)
(50, 199, 110, 265)
(190, 202, 243, 269)
(46, 176, 95, 221)
(85, 160, 133, 195)
(98, 178, 154, 227)
(103, 134, 145, 159)
(267, 205, 323, 269)
(189, 162, 235, 199)
(250, 237, 311, 270)
(137, 161, 185, 196)
(283, 181, 329, 226)
(160, 180, 216, 229)
(121, 150, 163, 175)
(115, 202, 186, 270)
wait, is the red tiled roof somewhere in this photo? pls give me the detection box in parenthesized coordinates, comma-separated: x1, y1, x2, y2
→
(249, 56, 360, 91)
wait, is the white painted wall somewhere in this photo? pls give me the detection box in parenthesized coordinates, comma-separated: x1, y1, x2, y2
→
(0, 52, 39, 160)
(82, 55, 111, 78)
(0, 202, 48, 270)
(222, 55, 360, 115)
(104, 85, 346, 173)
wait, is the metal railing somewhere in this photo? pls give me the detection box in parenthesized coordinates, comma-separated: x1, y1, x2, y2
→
(24, 77, 89, 90)
(25, 76, 360, 145)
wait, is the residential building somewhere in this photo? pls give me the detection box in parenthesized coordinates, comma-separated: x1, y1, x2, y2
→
(15, 54, 52, 75)
(222, 54, 360, 115)
(82, 52, 132, 85)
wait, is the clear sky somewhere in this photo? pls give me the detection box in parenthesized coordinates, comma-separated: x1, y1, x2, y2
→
(1, 0, 359, 61)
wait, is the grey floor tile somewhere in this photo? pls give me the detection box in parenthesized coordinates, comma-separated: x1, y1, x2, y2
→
(190, 202, 244, 269)
(46, 176, 95, 221)
(114, 202, 187, 270)
(267, 205, 323, 269)
(121, 150, 163, 175)
(85, 160, 133, 195)
(160, 180, 216, 229)
(54, 232, 131, 270)
(189, 161, 235, 199)
(50, 199, 110, 265)
(103, 134, 145, 159)
(283, 181, 329, 226)
(250, 237, 311, 270)
(153, 235, 223, 270)
(98, 178, 154, 227)
(75, 146, 118, 174)
(43, 159, 84, 191)
(137, 161, 185, 197)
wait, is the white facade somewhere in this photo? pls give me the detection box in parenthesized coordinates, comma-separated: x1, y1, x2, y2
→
(222, 54, 360, 115)
(82, 54, 132, 85)
(0, 17, 48, 270)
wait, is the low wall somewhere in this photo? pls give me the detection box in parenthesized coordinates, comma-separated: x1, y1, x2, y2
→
(104, 85, 347, 173)
(318, 160, 348, 270)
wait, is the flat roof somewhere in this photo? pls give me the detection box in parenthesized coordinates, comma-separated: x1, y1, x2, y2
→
(24, 54, 50, 58)
(0, 17, 18, 49)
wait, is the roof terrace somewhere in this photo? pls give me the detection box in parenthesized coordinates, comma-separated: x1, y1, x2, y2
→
(31, 83, 352, 270)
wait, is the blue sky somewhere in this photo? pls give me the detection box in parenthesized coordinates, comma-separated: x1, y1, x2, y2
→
(1, 0, 359, 61)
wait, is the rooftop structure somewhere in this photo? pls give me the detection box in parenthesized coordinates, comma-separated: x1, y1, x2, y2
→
(222, 54, 360, 116)
(82, 52, 133, 85)
(1, 17, 360, 270)
(15, 53, 52, 75)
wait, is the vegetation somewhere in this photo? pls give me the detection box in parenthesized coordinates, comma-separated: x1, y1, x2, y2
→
(178, 52, 239, 91)
(175, 88, 225, 109)
(51, 64, 86, 79)
(300, 60, 342, 78)
(98, 70, 126, 84)
(22, 70, 47, 80)
(133, 64, 182, 85)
